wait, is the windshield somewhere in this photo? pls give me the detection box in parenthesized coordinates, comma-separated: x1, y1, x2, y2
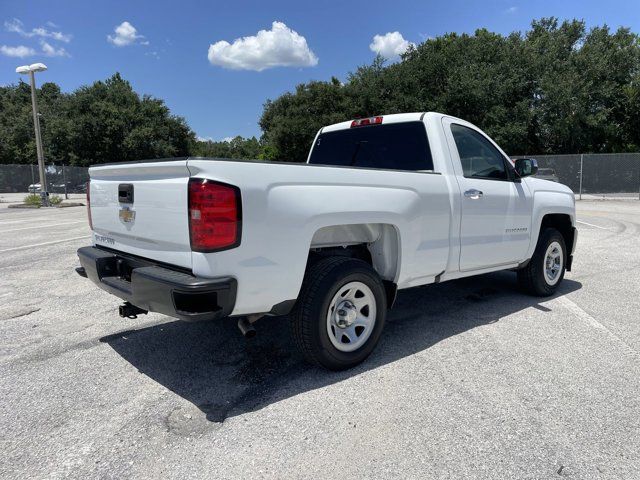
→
(308, 121, 434, 171)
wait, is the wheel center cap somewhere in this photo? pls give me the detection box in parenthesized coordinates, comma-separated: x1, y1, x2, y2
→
(335, 300, 357, 328)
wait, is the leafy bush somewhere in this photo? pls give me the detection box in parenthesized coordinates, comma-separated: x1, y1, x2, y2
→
(24, 194, 42, 206)
(49, 194, 62, 205)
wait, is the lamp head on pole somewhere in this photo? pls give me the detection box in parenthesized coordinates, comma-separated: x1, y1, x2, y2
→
(15, 63, 48, 75)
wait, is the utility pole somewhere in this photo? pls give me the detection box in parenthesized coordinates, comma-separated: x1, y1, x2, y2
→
(62, 164, 68, 200)
(579, 154, 584, 201)
(16, 63, 49, 207)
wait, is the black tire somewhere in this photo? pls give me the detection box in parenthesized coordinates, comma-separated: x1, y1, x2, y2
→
(290, 256, 387, 370)
(518, 228, 567, 296)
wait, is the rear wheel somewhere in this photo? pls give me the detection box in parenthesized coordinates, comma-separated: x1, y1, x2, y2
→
(290, 257, 387, 370)
(518, 228, 566, 296)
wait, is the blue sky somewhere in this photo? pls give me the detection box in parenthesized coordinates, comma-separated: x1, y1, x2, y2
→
(1, 0, 638, 140)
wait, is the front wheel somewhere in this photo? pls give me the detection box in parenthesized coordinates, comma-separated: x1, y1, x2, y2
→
(518, 228, 567, 296)
(290, 257, 387, 370)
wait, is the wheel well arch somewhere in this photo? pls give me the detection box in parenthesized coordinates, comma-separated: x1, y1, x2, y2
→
(539, 213, 575, 254)
(308, 223, 401, 306)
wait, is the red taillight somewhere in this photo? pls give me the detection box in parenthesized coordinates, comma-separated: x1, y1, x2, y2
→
(351, 116, 383, 128)
(86, 181, 93, 230)
(188, 178, 241, 252)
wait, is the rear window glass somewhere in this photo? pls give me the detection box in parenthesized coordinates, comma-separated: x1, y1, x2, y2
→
(308, 121, 434, 171)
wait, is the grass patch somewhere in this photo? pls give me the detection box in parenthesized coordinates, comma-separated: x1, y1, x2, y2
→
(23, 194, 63, 206)
(24, 194, 42, 207)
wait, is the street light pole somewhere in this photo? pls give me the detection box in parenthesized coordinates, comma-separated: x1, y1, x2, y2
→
(28, 70, 48, 206)
(16, 63, 49, 206)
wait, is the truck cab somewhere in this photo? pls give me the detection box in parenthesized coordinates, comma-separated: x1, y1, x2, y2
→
(307, 113, 575, 278)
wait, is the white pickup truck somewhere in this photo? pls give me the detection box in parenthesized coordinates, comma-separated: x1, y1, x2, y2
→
(76, 112, 577, 370)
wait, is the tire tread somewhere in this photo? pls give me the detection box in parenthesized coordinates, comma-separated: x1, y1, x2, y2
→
(290, 256, 356, 367)
(518, 228, 566, 296)
(290, 256, 385, 369)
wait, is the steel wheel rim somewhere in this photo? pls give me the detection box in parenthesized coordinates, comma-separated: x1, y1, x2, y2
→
(326, 281, 377, 353)
(543, 241, 563, 285)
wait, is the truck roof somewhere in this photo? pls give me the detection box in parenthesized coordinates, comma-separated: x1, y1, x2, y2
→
(320, 112, 446, 133)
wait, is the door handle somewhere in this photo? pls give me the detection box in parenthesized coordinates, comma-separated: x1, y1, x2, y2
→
(464, 189, 483, 199)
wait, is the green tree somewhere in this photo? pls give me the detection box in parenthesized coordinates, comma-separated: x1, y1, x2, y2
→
(64, 73, 194, 165)
(259, 77, 349, 162)
(0, 73, 195, 166)
(0, 81, 41, 164)
(260, 18, 640, 159)
(3, 19, 640, 166)
(192, 135, 264, 160)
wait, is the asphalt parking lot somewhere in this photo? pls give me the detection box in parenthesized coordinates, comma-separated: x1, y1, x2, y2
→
(1, 200, 639, 479)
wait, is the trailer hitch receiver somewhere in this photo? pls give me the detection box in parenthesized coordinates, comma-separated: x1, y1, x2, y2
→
(119, 302, 148, 319)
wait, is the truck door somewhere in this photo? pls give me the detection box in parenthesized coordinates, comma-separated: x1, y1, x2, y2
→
(442, 118, 532, 271)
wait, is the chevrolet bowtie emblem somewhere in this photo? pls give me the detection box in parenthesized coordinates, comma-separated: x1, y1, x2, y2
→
(119, 206, 136, 223)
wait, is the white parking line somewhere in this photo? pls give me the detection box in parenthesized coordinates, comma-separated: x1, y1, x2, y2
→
(577, 220, 611, 230)
(554, 296, 638, 356)
(554, 296, 607, 331)
(0, 214, 77, 226)
(0, 219, 41, 226)
(0, 235, 90, 253)
(1, 221, 86, 233)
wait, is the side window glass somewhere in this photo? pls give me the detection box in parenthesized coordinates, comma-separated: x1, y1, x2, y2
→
(450, 124, 508, 180)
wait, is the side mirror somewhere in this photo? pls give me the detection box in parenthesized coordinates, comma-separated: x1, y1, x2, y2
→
(514, 158, 538, 178)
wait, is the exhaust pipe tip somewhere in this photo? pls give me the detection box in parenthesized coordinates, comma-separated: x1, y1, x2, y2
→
(237, 317, 256, 339)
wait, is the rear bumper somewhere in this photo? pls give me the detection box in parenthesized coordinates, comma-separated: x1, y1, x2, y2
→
(76, 246, 236, 321)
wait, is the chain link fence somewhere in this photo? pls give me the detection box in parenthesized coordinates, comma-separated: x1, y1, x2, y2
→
(1, 155, 639, 199)
(516, 153, 640, 199)
(0, 164, 89, 195)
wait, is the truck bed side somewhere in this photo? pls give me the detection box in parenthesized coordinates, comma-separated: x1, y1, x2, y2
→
(186, 160, 452, 315)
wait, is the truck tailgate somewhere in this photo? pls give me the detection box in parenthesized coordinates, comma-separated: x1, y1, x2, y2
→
(88, 161, 192, 269)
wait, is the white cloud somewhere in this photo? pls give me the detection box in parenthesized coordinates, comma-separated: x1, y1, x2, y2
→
(505, 6, 518, 13)
(41, 40, 69, 57)
(0, 45, 36, 57)
(197, 136, 235, 143)
(108, 21, 147, 47)
(5, 18, 72, 42)
(207, 21, 318, 71)
(369, 31, 414, 60)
